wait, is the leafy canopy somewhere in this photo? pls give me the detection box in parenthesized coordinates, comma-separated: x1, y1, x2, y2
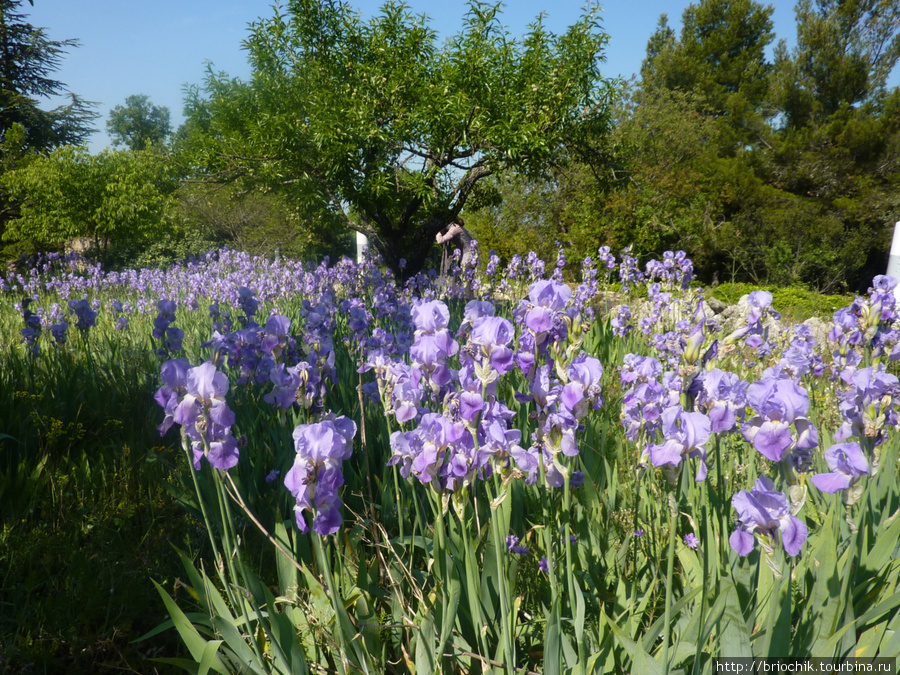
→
(107, 94, 172, 151)
(0, 0, 97, 151)
(1, 146, 178, 253)
(179, 0, 615, 274)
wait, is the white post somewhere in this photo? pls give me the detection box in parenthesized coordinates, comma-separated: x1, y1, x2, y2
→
(356, 231, 368, 263)
(888, 221, 900, 301)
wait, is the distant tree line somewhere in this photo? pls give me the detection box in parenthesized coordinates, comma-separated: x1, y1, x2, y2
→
(466, 0, 900, 292)
(1, 0, 898, 291)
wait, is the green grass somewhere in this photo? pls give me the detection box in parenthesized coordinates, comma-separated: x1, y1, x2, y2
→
(0, 315, 195, 672)
(708, 282, 854, 323)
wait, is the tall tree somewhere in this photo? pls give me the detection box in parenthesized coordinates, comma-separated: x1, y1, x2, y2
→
(0, 0, 97, 150)
(1, 146, 178, 255)
(640, 0, 775, 151)
(773, 0, 900, 128)
(0, 0, 97, 258)
(107, 94, 172, 150)
(178, 0, 615, 275)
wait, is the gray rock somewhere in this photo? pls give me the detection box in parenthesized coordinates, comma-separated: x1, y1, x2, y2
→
(705, 296, 728, 314)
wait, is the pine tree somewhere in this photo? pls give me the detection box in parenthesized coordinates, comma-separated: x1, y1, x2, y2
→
(0, 0, 97, 151)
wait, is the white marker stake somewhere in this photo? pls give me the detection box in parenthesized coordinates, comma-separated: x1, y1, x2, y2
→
(888, 221, 900, 302)
(356, 231, 368, 263)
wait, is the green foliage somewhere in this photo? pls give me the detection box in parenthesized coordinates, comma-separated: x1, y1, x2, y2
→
(0, 308, 193, 671)
(468, 0, 900, 293)
(0, 0, 98, 152)
(709, 282, 853, 322)
(1, 145, 179, 256)
(174, 182, 353, 263)
(107, 94, 172, 151)
(178, 0, 616, 275)
(0, 0, 98, 257)
(772, 0, 900, 128)
(640, 0, 775, 150)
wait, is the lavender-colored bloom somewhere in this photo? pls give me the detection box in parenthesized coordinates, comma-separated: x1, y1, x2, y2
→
(412, 300, 451, 333)
(524, 280, 571, 336)
(618, 246, 644, 291)
(619, 355, 676, 442)
(810, 442, 869, 493)
(692, 368, 749, 434)
(165, 326, 184, 353)
(729, 476, 808, 557)
(561, 355, 603, 420)
(152, 299, 177, 339)
(50, 320, 69, 344)
(741, 376, 817, 463)
(237, 286, 259, 322)
(469, 314, 515, 375)
(174, 362, 236, 431)
(611, 304, 632, 338)
(264, 363, 301, 409)
(479, 418, 536, 474)
(786, 325, 824, 377)
(833, 366, 900, 445)
(539, 557, 550, 573)
(285, 416, 357, 535)
(156, 359, 240, 471)
(260, 314, 293, 356)
(154, 358, 192, 435)
(506, 535, 530, 555)
(68, 298, 98, 331)
(648, 406, 711, 481)
(724, 291, 778, 355)
(410, 299, 458, 388)
(684, 533, 699, 549)
(633, 529, 644, 537)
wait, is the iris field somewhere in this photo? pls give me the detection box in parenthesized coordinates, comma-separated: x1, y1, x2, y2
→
(2, 245, 900, 673)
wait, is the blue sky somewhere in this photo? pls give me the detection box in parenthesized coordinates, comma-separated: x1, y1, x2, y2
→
(27, 0, 887, 152)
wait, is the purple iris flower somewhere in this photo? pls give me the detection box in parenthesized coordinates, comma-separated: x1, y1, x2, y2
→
(154, 357, 192, 435)
(410, 300, 458, 388)
(152, 299, 177, 339)
(412, 300, 451, 334)
(810, 442, 869, 493)
(729, 476, 808, 557)
(724, 291, 778, 355)
(611, 305, 632, 338)
(260, 314, 292, 356)
(506, 535, 530, 555)
(561, 355, 603, 420)
(68, 298, 98, 332)
(457, 300, 496, 338)
(50, 320, 69, 344)
(479, 418, 537, 475)
(166, 327, 184, 353)
(284, 416, 357, 535)
(374, 362, 423, 423)
(237, 286, 259, 323)
(524, 280, 571, 336)
(834, 366, 899, 445)
(174, 361, 236, 431)
(263, 363, 301, 409)
(741, 376, 817, 463)
(648, 406, 711, 482)
(469, 315, 515, 375)
(177, 362, 240, 470)
(692, 368, 749, 434)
